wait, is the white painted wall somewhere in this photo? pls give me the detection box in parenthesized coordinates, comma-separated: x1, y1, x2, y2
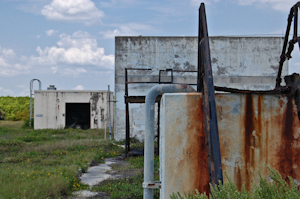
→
(115, 36, 288, 141)
(34, 90, 113, 129)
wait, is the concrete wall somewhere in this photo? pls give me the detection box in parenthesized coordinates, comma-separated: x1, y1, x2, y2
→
(160, 92, 300, 197)
(115, 36, 288, 141)
(34, 90, 113, 129)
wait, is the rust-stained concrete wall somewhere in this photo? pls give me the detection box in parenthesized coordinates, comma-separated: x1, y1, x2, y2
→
(160, 92, 300, 197)
(115, 36, 288, 141)
(34, 90, 113, 129)
(160, 93, 209, 198)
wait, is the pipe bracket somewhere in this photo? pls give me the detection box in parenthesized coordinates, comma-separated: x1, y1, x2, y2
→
(142, 182, 161, 189)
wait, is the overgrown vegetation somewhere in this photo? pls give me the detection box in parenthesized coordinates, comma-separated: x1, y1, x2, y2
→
(170, 168, 300, 199)
(0, 121, 124, 198)
(0, 96, 31, 121)
(3, 120, 300, 199)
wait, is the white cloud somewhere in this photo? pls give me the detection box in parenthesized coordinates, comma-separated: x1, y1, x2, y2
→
(31, 31, 114, 70)
(62, 68, 87, 77)
(0, 47, 31, 77)
(0, 87, 14, 96)
(45, 29, 58, 36)
(41, 0, 104, 25)
(51, 66, 87, 77)
(51, 66, 58, 74)
(100, 23, 154, 39)
(16, 84, 29, 96)
(36, 35, 41, 39)
(74, 85, 85, 90)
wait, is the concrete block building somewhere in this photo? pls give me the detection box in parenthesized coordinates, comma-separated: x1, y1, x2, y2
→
(34, 90, 113, 130)
(114, 36, 288, 141)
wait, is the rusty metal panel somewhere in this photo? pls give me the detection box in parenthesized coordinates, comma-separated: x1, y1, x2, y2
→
(160, 93, 209, 198)
(160, 92, 300, 197)
(216, 93, 300, 191)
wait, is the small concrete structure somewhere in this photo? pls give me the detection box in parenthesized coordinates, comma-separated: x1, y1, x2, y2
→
(34, 90, 113, 129)
(115, 36, 288, 141)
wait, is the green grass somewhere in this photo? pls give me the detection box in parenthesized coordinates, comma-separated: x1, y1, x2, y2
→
(0, 121, 124, 199)
(92, 156, 160, 199)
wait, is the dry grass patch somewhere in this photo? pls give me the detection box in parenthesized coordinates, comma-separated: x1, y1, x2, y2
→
(0, 120, 23, 128)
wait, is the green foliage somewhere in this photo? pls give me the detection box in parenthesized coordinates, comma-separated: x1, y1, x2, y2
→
(0, 96, 31, 121)
(22, 117, 34, 128)
(0, 108, 4, 117)
(171, 168, 300, 199)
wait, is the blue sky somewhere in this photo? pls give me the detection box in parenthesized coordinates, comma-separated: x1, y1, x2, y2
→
(0, 0, 299, 96)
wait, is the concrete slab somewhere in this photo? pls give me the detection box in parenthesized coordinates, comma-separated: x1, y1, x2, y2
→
(80, 159, 116, 187)
(72, 190, 99, 198)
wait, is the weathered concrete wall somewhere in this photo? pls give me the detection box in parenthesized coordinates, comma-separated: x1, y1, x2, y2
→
(115, 36, 288, 141)
(160, 92, 300, 197)
(34, 90, 113, 129)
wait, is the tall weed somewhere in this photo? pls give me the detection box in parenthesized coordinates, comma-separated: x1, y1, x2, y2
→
(171, 167, 300, 199)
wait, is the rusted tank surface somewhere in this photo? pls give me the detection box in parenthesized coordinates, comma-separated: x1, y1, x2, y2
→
(216, 93, 300, 191)
(160, 92, 300, 198)
(160, 93, 209, 199)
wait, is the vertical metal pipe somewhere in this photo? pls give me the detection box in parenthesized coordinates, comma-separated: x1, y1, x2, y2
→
(108, 85, 112, 140)
(294, 5, 298, 37)
(143, 84, 196, 199)
(276, 6, 294, 88)
(171, 69, 173, 84)
(159, 70, 161, 84)
(157, 101, 160, 155)
(125, 69, 130, 158)
(199, 3, 223, 185)
(30, 80, 33, 127)
(197, 4, 203, 93)
(29, 79, 42, 127)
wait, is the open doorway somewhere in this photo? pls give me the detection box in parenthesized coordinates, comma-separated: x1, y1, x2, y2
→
(66, 103, 90, 129)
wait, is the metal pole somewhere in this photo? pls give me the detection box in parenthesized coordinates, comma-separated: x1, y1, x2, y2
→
(125, 69, 130, 158)
(199, 3, 223, 185)
(143, 84, 196, 199)
(105, 119, 107, 140)
(29, 79, 42, 127)
(108, 85, 112, 140)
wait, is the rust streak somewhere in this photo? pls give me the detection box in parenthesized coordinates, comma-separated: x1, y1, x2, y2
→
(185, 94, 210, 195)
(278, 94, 298, 182)
(257, 95, 263, 162)
(235, 166, 242, 191)
(244, 94, 254, 191)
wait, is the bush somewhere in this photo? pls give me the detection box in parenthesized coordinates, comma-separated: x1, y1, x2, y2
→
(22, 118, 34, 129)
(15, 109, 30, 121)
(0, 96, 31, 121)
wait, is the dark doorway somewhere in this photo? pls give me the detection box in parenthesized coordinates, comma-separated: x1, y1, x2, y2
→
(66, 103, 90, 129)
